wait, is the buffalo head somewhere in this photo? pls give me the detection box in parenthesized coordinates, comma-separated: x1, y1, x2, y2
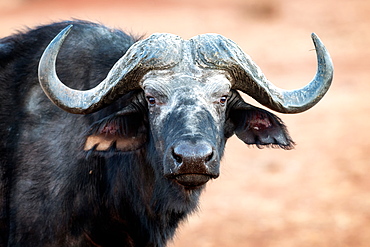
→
(38, 25, 333, 189)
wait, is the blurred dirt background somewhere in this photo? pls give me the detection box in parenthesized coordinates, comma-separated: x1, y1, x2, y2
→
(0, 0, 369, 246)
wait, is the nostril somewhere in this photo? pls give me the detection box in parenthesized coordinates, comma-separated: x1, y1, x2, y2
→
(205, 150, 214, 163)
(167, 142, 219, 183)
(172, 142, 215, 165)
(172, 149, 183, 164)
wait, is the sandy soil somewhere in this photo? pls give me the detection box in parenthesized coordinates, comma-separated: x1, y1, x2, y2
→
(0, 0, 369, 246)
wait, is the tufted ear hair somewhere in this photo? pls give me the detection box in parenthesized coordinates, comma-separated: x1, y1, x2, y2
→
(84, 104, 147, 152)
(226, 93, 295, 150)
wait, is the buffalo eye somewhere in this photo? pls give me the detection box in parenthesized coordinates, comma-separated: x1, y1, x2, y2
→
(146, 96, 156, 106)
(219, 95, 228, 106)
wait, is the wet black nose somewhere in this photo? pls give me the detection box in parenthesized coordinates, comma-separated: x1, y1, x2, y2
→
(167, 141, 219, 189)
(172, 142, 214, 166)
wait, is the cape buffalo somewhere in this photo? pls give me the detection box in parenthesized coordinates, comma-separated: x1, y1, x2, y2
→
(0, 20, 333, 246)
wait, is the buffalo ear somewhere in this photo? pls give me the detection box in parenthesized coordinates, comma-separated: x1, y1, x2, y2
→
(84, 109, 147, 152)
(228, 104, 294, 150)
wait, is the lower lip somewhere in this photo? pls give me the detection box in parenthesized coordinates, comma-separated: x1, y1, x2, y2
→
(174, 174, 212, 188)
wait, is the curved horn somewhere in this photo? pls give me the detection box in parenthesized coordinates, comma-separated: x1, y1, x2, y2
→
(191, 33, 333, 113)
(38, 25, 182, 114)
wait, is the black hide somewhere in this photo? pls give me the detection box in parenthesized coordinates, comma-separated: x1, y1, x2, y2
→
(0, 20, 293, 246)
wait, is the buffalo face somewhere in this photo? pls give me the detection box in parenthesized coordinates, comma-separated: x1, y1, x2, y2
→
(142, 69, 232, 189)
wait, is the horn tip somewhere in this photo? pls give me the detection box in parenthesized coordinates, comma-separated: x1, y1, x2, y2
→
(62, 24, 74, 36)
(310, 33, 325, 49)
(311, 33, 319, 43)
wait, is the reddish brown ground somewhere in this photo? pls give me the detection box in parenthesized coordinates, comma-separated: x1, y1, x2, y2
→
(0, 0, 369, 246)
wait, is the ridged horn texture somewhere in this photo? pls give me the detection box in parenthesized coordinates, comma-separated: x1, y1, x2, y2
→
(39, 25, 333, 115)
(38, 25, 182, 114)
(191, 33, 333, 113)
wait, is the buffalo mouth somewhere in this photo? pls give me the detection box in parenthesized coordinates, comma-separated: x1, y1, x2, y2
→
(171, 174, 217, 189)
